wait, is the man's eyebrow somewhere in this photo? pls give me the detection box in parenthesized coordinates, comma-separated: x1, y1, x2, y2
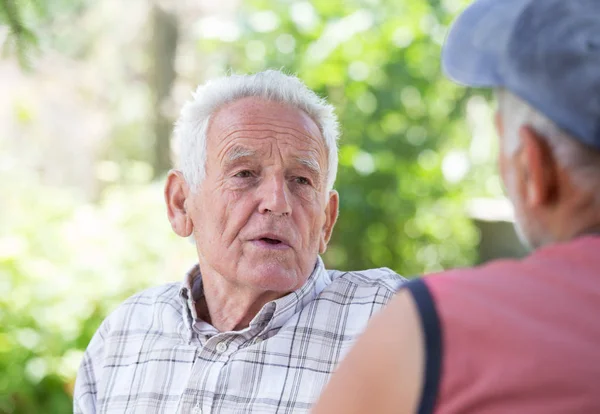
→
(222, 146, 257, 165)
(296, 156, 322, 177)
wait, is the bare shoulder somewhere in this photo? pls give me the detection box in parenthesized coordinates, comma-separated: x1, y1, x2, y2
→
(312, 289, 424, 414)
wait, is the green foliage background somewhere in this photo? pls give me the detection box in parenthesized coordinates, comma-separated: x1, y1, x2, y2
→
(0, 0, 501, 412)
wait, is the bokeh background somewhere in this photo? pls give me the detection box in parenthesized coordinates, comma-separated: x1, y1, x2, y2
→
(0, 0, 526, 412)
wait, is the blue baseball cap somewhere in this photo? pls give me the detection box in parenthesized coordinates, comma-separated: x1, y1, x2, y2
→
(442, 0, 600, 151)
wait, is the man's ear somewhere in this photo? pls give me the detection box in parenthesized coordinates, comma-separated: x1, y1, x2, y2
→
(165, 170, 194, 237)
(319, 190, 339, 254)
(518, 126, 558, 209)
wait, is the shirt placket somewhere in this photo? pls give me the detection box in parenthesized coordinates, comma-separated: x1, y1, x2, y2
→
(185, 334, 235, 414)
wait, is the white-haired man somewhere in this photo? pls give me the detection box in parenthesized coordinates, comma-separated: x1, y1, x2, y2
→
(314, 1, 600, 413)
(73, 70, 404, 413)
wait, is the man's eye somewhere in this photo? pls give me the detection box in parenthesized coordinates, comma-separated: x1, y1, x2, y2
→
(234, 170, 253, 178)
(295, 177, 310, 185)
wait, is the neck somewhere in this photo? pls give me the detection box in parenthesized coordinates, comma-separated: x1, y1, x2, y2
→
(569, 221, 600, 239)
(196, 274, 287, 332)
(543, 189, 600, 245)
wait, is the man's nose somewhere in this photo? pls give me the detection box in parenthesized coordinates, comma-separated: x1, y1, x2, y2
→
(258, 175, 292, 216)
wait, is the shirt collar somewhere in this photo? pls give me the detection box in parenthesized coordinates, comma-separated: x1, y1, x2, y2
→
(178, 257, 331, 337)
(266, 257, 331, 331)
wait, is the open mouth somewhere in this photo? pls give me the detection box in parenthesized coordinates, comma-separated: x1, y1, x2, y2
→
(252, 234, 290, 249)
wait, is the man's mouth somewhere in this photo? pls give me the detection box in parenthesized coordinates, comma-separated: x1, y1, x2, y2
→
(251, 234, 291, 250)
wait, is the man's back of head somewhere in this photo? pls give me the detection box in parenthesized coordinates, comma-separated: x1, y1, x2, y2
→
(443, 0, 600, 249)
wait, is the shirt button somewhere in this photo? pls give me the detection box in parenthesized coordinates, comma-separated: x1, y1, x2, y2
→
(253, 337, 263, 345)
(216, 341, 228, 353)
(193, 402, 202, 414)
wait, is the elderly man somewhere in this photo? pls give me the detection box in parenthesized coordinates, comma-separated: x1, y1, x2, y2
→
(73, 70, 403, 413)
(314, 1, 600, 413)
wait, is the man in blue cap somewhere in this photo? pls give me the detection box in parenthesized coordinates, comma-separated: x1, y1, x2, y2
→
(312, 1, 600, 413)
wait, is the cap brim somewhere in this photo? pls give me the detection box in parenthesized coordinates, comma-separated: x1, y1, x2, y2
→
(442, 0, 532, 87)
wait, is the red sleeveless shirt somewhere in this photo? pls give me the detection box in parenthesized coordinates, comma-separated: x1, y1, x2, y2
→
(404, 235, 600, 414)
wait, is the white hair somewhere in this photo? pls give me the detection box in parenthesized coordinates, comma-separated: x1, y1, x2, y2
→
(174, 70, 340, 192)
(496, 89, 600, 196)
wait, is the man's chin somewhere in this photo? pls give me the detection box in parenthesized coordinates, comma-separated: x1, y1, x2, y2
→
(243, 263, 305, 293)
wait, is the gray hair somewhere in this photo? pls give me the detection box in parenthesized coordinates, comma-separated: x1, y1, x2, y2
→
(496, 89, 600, 196)
(174, 70, 340, 192)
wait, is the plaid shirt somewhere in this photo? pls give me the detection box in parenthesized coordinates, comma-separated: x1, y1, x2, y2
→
(74, 258, 404, 413)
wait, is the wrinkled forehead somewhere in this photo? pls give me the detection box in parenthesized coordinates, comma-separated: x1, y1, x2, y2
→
(206, 97, 328, 165)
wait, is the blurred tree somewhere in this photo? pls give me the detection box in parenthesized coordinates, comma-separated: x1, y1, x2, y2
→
(149, 2, 179, 177)
(0, 0, 41, 67)
(0, 0, 88, 67)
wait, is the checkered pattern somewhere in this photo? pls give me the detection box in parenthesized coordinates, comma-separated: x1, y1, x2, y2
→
(74, 258, 404, 413)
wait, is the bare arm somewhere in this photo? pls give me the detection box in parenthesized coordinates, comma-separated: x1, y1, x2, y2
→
(312, 289, 425, 414)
